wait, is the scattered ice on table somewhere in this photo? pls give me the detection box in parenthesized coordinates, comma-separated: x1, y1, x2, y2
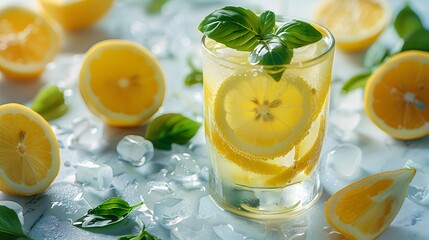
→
(153, 197, 191, 228)
(116, 135, 154, 166)
(405, 154, 429, 205)
(75, 161, 113, 191)
(169, 153, 201, 183)
(68, 118, 106, 153)
(213, 224, 249, 240)
(172, 143, 209, 166)
(323, 226, 345, 240)
(326, 143, 362, 180)
(112, 174, 142, 204)
(171, 217, 220, 240)
(0, 201, 24, 225)
(197, 195, 219, 219)
(281, 218, 307, 239)
(45, 183, 91, 219)
(329, 108, 361, 141)
(149, 168, 169, 181)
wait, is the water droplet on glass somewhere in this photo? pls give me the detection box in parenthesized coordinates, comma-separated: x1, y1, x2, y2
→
(153, 197, 190, 228)
(405, 153, 429, 205)
(326, 143, 362, 180)
(0, 201, 24, 226)
(75, 161, 113, 191)
(116, 135, 154, 166)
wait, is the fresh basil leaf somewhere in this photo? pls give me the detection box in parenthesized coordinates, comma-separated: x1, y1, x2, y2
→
(32, 85, 68, 120)
(145, 113, 201, 150)
(364, 43, 390, 68)
(258, 11, 275, 37)
(184, 69, 203, 86)
(73, 198, 142, 228)
(394, 5, 424, 39)
(401, 28, 429, 52)
(198, 6, 260, 51)
(249, 37, 292, 81)
(145, 0, 168, 14)
(341, 71, 372, 94)
(276, 20, 322, 48)
(117, 226, 161, 240)
(0, 206, 33, 240)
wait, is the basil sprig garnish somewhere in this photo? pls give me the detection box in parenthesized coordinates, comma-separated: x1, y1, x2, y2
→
(73, 197, 143, 228)
(198, 6, 322, 81)
(0, 206, 32, 240)
(117, 226, 161, 240)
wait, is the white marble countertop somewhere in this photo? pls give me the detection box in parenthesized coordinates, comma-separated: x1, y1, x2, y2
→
(1, 0, 429, 239)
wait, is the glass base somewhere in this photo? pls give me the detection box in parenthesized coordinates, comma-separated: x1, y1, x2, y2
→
(209, 170, 322, 219)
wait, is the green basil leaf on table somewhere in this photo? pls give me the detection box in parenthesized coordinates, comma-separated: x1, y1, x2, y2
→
(364, 43, 390, 68)
(73, 197, 143, 228)
(198, 6, 260, 51)
(275, 20, 323, 48)
(117, 226, 161, 240)
(184, 57, 203, 86)
(31, 85, 68, 121)
(0, 206, 33, 240)
(145, 113, 201, 150)
(394, 4, 424, 39)
(341, 71, 373, 94)
(401, 28, 429, 52)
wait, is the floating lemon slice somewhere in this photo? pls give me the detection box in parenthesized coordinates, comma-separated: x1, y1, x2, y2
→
(325, 168, 415, 240)
(38, 0, 114, 31)
(79, 40, 166, 127)
(213, 72, 313, 163)
(364, 50, 429, 140)
(0, 103, 60, 196)
(0, 6, 60, 81)
(314, 0, 391, 52)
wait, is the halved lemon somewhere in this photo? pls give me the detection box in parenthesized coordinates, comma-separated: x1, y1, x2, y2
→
(38, 0, 114, 31)
(0, 6, 60, 81)
(325, 168, 415, 240)
(364, 50, 429, 140)
(314, 0, 391, 52)
(0, 103, 60, 196)
(213, 71, 313, 163)
(79, 40, 166, 127)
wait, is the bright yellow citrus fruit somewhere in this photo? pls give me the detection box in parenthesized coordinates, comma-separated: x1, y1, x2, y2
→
(38, 0, 113, 31)
(0, 6, 60, 81)
(0, 103, 60, 196)
(364, 50, 429, 140)
(211, 72, 313, 173)
(314, 0, 391, 52)
(79, 39, 166, 127)
(325, 168, 415, 240)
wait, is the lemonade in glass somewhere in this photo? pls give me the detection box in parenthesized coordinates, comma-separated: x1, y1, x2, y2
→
(200, 7, 335, 218)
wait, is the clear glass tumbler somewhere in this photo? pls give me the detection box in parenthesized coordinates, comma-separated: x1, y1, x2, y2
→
(202, 17, 335, 218)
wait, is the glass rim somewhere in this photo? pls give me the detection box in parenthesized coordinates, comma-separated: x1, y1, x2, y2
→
(201, 16, 335, 70)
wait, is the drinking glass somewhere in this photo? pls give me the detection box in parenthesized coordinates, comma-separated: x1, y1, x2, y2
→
(202, 17, 335, 218)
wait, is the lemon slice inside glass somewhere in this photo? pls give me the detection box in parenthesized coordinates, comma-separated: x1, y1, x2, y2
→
(213, 71, 314, 160)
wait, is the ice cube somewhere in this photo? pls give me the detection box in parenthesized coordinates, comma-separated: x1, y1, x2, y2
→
(75, 161, 113, 191)
(0, 201, 24, 226)
(197, 195, 219, 219)
(153, 197, 191, 228)
(116, 135, 154, 166)
(329, 108, 361, 141)
(213, 224, 249, 240)
(169, 153, 201, 183)
(171, 217, 220, 240)
(281, 218, 307, 239)
(326, 143, 362, 180)
(405, 153, 429, 205)
(68, 118, 106, 153)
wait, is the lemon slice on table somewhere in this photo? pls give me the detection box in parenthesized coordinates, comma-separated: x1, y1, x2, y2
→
(79, 40, 166, 127)
(38, 0, 114, 31)
(364, 50, 429, 140)
(325, 168, 415, 240)
(314, 0, 391, 52)
(0, 103, 60, 196)
(0, 6, 60, 81)
(212, 72, 313, 169)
